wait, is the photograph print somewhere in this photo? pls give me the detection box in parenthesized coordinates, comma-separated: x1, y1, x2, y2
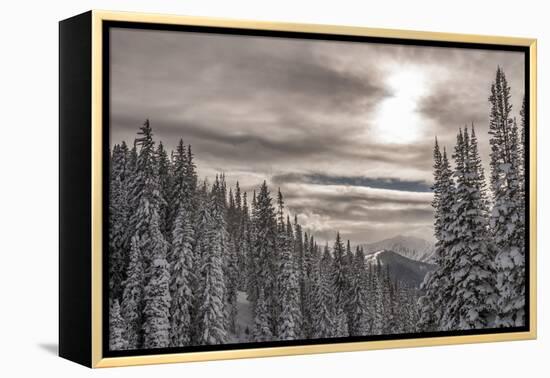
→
(106, 23, 529, 354)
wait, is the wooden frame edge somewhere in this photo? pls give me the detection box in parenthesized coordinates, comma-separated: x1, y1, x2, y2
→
(94, 331, 535, 368)
(89, 10, 538, 368)
(91, 9, 103, 368)
(528, 39, 537, 340)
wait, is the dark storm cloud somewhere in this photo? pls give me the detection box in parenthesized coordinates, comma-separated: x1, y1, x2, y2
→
(113, 113, 434, 175)
(110, 29, 388, 138)
(109, 28, 525, 243)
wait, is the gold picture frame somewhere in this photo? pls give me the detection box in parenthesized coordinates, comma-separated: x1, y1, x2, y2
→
(59, 10, 537, 368)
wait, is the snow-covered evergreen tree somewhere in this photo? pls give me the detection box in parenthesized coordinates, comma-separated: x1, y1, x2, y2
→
(239, 191, 251, 291)
(311, 244, 335, 339)
(343, 240, 355, 331)
(253, 287, 272, 341)
(380, 265, 396, 334)
(348, 247, 369, 336)
(331, 232, 349, 336)
(168, 139, 187, 228)
(488, 68, 526, 327)
(334, 307, 349, 338)
(293, 215, 307, 338)
(128, 120, 161, 247)
(418, 139, 456, 332)
(395, 282, 419, 333)
(169, 205, 194, 347)
(331, 233, 346, 306)
(143, 212, 171, 349)
(277, 216, 301, 340)
(250, 181, 277, 333)
(155, 141, 171, 237)
(196, 183, 227, 345)
(121, 235, 144, 349)
(520, 95, 526, 182)
(109, 142, 130, 301)
(188, 181, 211, 343)
(109, 299, 128, 351)
(370, 262, 385, 335)
(443, 127, 496, 330)
(224, 235, 239, 334)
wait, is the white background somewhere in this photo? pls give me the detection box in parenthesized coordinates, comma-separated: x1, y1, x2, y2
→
(0, 0, 546, 376)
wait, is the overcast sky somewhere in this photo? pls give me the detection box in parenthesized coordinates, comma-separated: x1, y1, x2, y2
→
(109, 27, 525, 244)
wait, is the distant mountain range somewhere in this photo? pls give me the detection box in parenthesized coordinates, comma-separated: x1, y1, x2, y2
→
(365, 250, 436, 288)
(362, 235, 436, 263)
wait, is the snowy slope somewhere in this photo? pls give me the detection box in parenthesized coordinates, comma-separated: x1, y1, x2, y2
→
(229, 291, 254, 343)
(365, 249, 436, 287)
(362, 235, 435, 263)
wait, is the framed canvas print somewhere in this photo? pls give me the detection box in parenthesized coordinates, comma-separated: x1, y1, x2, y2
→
(59, 10, 537, 368)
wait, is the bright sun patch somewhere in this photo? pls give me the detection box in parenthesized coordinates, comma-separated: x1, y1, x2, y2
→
(374, 67, 428, 144)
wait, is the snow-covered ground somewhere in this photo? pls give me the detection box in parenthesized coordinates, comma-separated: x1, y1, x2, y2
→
(228, 291, 254, 343)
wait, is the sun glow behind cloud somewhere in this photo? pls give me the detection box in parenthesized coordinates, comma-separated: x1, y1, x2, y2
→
(373, 67, 429, 144)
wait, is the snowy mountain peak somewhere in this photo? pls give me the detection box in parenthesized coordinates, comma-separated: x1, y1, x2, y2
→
(361, 235, 435, 263)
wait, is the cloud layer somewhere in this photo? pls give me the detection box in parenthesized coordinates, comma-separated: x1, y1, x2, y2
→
(109, 27, 525, 243)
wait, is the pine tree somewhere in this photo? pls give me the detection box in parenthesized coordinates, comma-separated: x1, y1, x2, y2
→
(196, 184, 227, 345)
(239, 191, 251, 291)
(109, 143, 130, 301)
(396, 282, 419, 333)
(443, 127, 496, 330)
(489, 68, 526, 327)
(185, 145, 198, 202)
(418, 139, 456, 332)
(109, 299, 128, 351)
(293, 215, 307, 337)
(193, 181, 211, 277)
(370, 262, 385, 335)
(143, 212, 171, 349)
(250, 181, 277, 333)
(331, 232, 347, 306)
(344, 240, 354, 332)
(127, 143, 138, 175)
(169, 141, 198, 257)
(127, 120, 164, 267)
(169, 205, 194, 347)
(334, 307, 349, 338)
(121, 235, 145, 349)
(278, 216, 301, 340)
(155, 141, 171, 237)
(331, 232, 349, 336)
(518, 96, 527, 190)
(311, 244, 335, 338)
(121, 120, 174, 348)
(348, 247, 369, 336)
(169, 139, 187, 228)
(224, 235, 239, 334)
(245, 190, 259, 304)
(253, 287, 273, 341)
(121, 142, 137, 254)
(235, 182, 242, 216)
(189, 181, 211, 343)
